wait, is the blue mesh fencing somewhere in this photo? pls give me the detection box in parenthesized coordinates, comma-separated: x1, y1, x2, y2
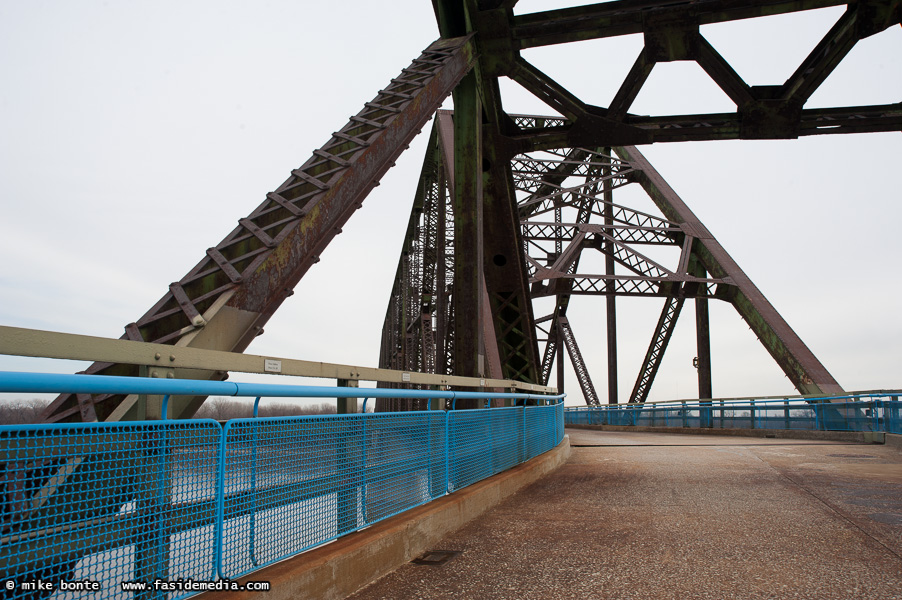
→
(0, 392, 562, 597)
(446, 404, 565, 492)
(0, 420, 221, 600)
(448, 407, 524, 492)
(565, 395, 901, 434)
(219, 411, 446, 578)
(525, 405, 559, 460)
(885, 399, 902, 434)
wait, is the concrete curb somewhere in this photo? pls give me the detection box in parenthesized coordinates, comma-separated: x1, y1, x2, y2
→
(566, 424, 885, 444)
(886, 433, 902, 451)
(201, 436, 571, 600)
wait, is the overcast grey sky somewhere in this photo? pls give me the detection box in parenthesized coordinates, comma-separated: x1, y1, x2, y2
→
(0, 1, 899, 404)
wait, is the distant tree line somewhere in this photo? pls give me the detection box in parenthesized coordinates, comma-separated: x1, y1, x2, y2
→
(0, 397, 345, 425)
(0, 398, 48, 425)
(192, 397, 338, 420)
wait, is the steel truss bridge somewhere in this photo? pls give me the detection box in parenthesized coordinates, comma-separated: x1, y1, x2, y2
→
(31, 0, 899, 424)
(0, 0, 899, 595)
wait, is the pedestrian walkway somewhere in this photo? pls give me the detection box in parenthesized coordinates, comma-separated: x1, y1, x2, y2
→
(350, 430, 902, 599)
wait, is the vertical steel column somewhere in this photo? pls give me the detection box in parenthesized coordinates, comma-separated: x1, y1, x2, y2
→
(694, 280, 713, 400)
(555, 201, 565, 394)
(555, 320, 565, 394)
(452, 71, 484, 381)
(603, 148, 618, 404)
(337, 379, 359, 414)
(692, 260, 713, 426)
(337, 378, 359, 536)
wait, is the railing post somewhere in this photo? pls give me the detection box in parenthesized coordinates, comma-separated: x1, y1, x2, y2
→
(337, 379, 359, 414)
(750, 400, 756, 429)
(890, 396, 900, 434)
(214, 421, 228, 579)
(336, 379, 359, 536)
(445, 397, 453, 493)
(701, 400, 713, 429)
(872, 399, 880, 432)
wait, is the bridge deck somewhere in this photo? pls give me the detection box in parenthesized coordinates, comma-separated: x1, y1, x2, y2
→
(350, 430, 902, 599)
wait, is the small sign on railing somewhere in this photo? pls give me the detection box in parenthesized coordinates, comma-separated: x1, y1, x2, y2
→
(264, 359, 282, 373)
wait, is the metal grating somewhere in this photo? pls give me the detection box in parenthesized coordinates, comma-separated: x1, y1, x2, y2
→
(0, 420, 221, 599)
(0, 398, 563, 596)
(219, 411, 446, 579)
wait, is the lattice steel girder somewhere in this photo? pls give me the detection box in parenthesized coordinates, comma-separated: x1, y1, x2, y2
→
(615, 145, 844, 396)
(379, 127, 443, 374)
(41, 35, 477, 424)
(558, 316, 601, 405)
(629, 294, 686, 404)
(532, 274, 718, 298)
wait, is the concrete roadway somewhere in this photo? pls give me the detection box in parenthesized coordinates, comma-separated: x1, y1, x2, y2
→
(349, 429, 902, 600)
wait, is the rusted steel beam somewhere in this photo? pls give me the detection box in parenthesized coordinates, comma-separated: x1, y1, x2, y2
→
(451, 72, 484, 380)
(532, 275, 712, 298)
(558, 316, 601, 405)
(628, 294, 685, 404)
(779, 7, 859, 104)
(512, 0, 855, 49)
(465, 29, 544, 386)
(695, 291, 714, 400)
(603, 149, 619, 405)
(508, 103, 902, 150)
(433, 34, 543, 387)
(615, 145, 845, 396)
(41, 35, 477, 423)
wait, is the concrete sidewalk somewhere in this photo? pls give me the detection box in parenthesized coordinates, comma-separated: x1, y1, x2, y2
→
(350, 430, 902, 600)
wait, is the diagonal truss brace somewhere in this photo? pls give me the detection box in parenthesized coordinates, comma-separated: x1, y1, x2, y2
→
(629, 294, 686, 404)
(41, 35, 477, 424)
(557, 316, 601, 406)
(616, 145, 844, 396)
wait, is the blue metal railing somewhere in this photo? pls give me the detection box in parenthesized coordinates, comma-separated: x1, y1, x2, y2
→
(564, 393, 902, 434)
(0, 371, 564, 598)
